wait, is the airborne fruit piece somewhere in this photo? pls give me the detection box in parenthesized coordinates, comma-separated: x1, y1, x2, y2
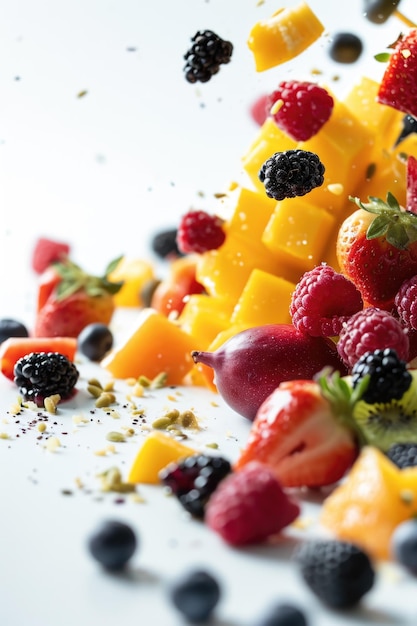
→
(31, 236, 70, 274)
(377, 29, 417, 118)
(191, 324, 347, 421)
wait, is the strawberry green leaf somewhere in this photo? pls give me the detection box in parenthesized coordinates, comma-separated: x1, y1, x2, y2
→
(366, 214, 389, 239)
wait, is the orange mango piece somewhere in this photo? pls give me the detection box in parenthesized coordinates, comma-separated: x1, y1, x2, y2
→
(101, 308, 196, 384)
(321, 446, 417, 561)
(128, 431, 196, 484)
(109, 257, 155, 307)
(247, 2, 325, 71)
(178, 294, 234, 349)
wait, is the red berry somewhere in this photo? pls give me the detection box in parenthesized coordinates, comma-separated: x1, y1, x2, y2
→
(337, 307, 409, 369)
(267, 80, 334, 141)
(395, 275, 417, 330)
(249, 93, 269, 126)
(176, 210, 226, 254)
(205, 461, 300, 546)
(290, 264, 363, 337)
(31, 237, 70, 274)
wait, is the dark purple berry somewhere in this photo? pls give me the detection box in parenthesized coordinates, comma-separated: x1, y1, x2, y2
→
(14, 351, 79, 406)
(386, 442, 417, 469)
(254, 602, 308, 626)
(78, 323, 113, 361)
(328, 32, 363, 64)
(151, 229, 183, 260)
(184, 30, 233, 84)
(258, 150, 325, 201)
(391, 519, 417, 575)
(351, 348, 411, 404)
(0, 318, 29, 344)
(169, 569, 221, 623)
(88, 520, 137, 571)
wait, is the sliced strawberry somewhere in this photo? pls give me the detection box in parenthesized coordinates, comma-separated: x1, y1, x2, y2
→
(0, 336, 77, 381)
(32, 237, 70, 274)
(407, 155, 417, 214)
(377, 30, 417, 118)
(234, 377, 363, 489)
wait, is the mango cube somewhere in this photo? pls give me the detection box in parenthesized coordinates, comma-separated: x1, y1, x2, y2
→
(101, 308, 196, 384)
(262, 198, 335, 272)
(178, 294, 234, 349)
(230, 269, 295, 326)
(128, 431, 196, 484)
(247, 2, 324, 71)
(109, 257, 155, 307)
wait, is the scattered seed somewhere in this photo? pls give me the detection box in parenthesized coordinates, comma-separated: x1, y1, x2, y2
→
(106, 431, 126, 443)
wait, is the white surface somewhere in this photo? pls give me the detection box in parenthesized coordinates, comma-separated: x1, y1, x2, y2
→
(1, 1, 417, 624)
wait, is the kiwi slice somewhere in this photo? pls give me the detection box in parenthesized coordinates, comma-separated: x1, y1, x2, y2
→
(353, 371, 417, 451)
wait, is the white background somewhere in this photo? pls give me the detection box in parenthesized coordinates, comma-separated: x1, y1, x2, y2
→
(1, 0, 414, 320)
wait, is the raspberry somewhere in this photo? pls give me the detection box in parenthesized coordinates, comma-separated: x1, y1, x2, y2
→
(386, 442, 417, 469)
(205, 461, 300, 546)
(336, 307, 409, 369)
(395, 275, 417, 330)
(258, 149, 325, 201)
(159, 454, 231, 519)
(290, 264, 363, 337)
(249, 93, 269, 126)
(14, 352, 79, 407)
(295, 540, 375, 609)
(267, 81, 334, 141)
(183, 30, 233, 84)
(351, 348, 412, 404)
(176, 210, 226, 254)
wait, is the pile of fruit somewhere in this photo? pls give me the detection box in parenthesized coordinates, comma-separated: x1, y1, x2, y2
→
(3, 1, 417, 620)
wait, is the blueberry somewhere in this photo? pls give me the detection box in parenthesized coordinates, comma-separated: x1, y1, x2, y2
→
(87, 520, 137, 571)
(78, 323, 113, 361)
(151, 228, 183, 259)
(0, 318, 29, 344)
(391, 519, 417, 575)
(169, 569, 221, 623)
(254, 602, 308, 626)
(328, 32, 363, 64)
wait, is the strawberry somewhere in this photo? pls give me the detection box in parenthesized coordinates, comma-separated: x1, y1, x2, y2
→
(31, 237, 70, 274)
(378, 30, 417, 119)
(234, 374, 367, 489)
(337, 193, 417, 310)
(34, 258, 123, 338)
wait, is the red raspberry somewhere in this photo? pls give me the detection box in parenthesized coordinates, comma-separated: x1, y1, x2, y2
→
(205, 461, 300, 546)
(290, 264, 363, 337)
(31, 237, 70, 274)
(267, 80, 334, 141)
(177, 210, 226, 254)
(337, 307, 410, 369)
(249, 93, 269, 126)
(395, 275, 417, 330)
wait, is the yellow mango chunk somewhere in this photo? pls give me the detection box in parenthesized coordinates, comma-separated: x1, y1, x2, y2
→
(109, 257, 155, 307)
(128, 431, 196, 484)
(242, 118, 297, 192)
(226, 186, 278, 243)
(247, 2, 324, 72)
(262, 198, 335, 272)
(321, 447, 417, 561)
(178, 294, 234, 349)
(101, 308, 196, 384)
(299, 99, 375, 213)
(231, 269, 295, 326)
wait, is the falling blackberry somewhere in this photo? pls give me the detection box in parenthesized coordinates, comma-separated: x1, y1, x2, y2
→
(159, 453, 232, 518)
(351, 348, 412, 404)
(386, 442, 417, 469)
(258, 149, 325, 201)
(183, 30, 233, 84)
(14, 351, 79, 407)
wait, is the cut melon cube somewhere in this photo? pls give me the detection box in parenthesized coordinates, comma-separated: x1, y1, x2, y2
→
(101, 308, 196, 384)
(247, 2, 325, 72)
(262, 198, 335, 272)
(242, 118, 297, 192)
(231, 269, 295, 326)
(128, 431, 196, 484)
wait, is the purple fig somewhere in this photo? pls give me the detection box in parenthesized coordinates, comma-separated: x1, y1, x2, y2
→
(191, 324, 347, 421)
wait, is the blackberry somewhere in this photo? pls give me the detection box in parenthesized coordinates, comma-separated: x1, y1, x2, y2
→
(258, 150, 325, 201)
(151, 228, 183, 260)
(184, 30, 233, 84)
(351, 348, 412, 404)
(14, 351, 79, 407)
(159, 453, 231, 519)
(386, 442, 417, 468)
(295, 539, 375, 609)
(169, 569, 221, 623)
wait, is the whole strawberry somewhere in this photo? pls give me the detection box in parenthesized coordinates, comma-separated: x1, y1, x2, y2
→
(34, 258, 123, 338)
(337, 193, 417, 310)
(378, 30, 417, 118)
(205, 461, 300, 546)
(234, 374, 366, 489)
